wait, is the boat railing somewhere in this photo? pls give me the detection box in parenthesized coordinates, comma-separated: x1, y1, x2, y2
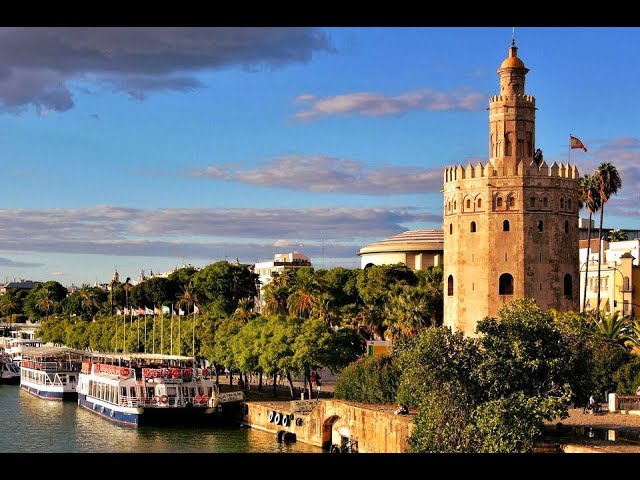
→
(131, 395, 211, 408)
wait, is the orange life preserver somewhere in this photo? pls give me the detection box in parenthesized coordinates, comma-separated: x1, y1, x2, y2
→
(201, 394, 209, 404)
(152, 395, 160, 404)
(194, 394, 202, 404)
(201, 368, 210, 378)
(160, 395, 169, 404)
(121, 368, 130, 377)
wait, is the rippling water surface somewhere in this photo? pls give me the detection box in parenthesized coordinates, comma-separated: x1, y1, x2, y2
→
(0, 385, 323, 454)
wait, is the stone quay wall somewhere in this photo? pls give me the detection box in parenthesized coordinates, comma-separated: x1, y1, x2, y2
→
(242, 398, 413, 453)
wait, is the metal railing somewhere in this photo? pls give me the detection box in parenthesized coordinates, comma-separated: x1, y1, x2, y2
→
(615, 395, 640, 412)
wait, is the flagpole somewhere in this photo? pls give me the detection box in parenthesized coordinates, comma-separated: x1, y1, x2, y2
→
(569, 134, 571, 163)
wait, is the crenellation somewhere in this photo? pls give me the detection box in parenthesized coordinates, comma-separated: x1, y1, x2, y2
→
(465, 163, 475, 178)
(549, 161, 560, 177)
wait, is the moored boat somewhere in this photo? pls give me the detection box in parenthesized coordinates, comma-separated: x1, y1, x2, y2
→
(0, 352, 20, 385)
(19, 347, 89, 400)
(76, 353, 237, 426)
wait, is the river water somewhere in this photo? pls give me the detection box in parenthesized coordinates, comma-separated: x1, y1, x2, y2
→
(0, 384, 323, 454)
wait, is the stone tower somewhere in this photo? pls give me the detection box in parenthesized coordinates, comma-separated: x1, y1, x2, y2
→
(442, 41, 580, 336)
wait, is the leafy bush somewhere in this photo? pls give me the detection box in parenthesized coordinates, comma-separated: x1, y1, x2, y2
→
(613, 356, 640, 395)
(333, 353, 399, 404)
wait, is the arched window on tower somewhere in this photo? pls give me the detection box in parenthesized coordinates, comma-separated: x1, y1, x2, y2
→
(470, 221, 477, 233)
(530, 197, 536, 208)
(543, 197, 548, 208)
(477, 198, 482, 208)
(447, 275, 454, 296)
(563, 274, 573, 297)
(496, 197, 503, 208)
(499, 273, 514, 295)
(505, 132, 512, 156)
(568, 198, 572, 211)
(466, 199, 471, 209)
(503, 220, 510, 231)
(537, 220, 544, 232)
(454, 201, 457, 210)
(509, 197, 515, 208)
(564, 220, 569, 233)
(449, 223, 453, 235)
(560, 198, 565, 209)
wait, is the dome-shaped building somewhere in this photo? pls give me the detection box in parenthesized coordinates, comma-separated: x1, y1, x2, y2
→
(357, 229, 444, 271)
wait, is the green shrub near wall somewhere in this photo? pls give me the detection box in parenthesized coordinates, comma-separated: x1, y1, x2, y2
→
(334, 353, 399, 404)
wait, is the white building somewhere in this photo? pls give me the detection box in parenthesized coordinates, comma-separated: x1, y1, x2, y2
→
(253, 252, 312, 313)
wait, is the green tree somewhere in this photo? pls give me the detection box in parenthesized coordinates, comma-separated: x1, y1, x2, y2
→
(287, 267, 321, 318)
(78, 286, 101, 321)
(36, 286, 56, 322)
(606, 229, 628, 242)
(0, 290, 22, 324)
(192, 261, 259, 316)
(355, 264, 418, 339)
(260, 271, 293, 316)
(383, 284, 434, 341)
(593, 162, 622, 318)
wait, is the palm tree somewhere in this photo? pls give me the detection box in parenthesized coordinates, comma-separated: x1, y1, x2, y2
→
(231, 298, 255, 323)
(593, 163, 622, 319)
(383, 284, 432, 341)
(578, 173, 601, 311)
(36, 286, 55, 322)
(588, 310, 632, 347)
(287, 269, 321, 318)
(78, 286, 100, 321)
(0, 291, 20, 325)
(261, 273, 290, 316)
(606, 229, 628, 242)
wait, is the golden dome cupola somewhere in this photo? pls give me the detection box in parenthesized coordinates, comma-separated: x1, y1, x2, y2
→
(497, 40, 529, 97)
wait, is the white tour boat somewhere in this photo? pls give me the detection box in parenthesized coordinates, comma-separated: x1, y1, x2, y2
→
(19, 347, 88, 400)
(76, 353, 237, 426)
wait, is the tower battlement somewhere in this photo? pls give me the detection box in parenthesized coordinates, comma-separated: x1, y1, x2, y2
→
(443, 159, 579, 184)
(489, 94, 535, 104)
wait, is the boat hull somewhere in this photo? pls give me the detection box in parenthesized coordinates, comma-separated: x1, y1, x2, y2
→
(20, 382, 76, 400)
(78, 393, 224, 427)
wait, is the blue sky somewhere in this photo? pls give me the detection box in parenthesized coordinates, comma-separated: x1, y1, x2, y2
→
(0, 27, 638, 287)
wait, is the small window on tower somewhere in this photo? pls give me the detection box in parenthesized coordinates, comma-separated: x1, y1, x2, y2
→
(477, 198, 482, 208)
(567, 199, 572, 211)
(543, 197, 548, 208)
(564, 220, 569, 233)
(509, 197, 515, 208)
(530, 197, 536, 208)
(537, 220, 544, 232)
(470, 222, 477, 233)
(447, 275, 454, 296)
(499, 273, 514, 295)
(503, 220, 510, 231)
(449, 223, 453, 235)
(564, 274, 573, 297)
(466, 199, 471, 209)
(560, 198, 565, 209)
(497, 197, 503, 208)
